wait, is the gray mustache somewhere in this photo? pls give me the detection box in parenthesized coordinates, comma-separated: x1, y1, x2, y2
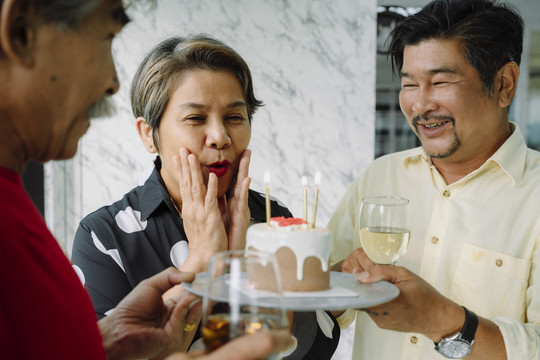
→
(88, 96, 116, 120)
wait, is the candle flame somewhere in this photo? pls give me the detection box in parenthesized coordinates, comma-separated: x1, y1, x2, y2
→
(314, 171, 321, 186)
(264, 171, 271, 185)
(302, 176, 307, 186)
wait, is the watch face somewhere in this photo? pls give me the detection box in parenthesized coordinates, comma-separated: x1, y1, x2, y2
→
(438, 339, 472, 359)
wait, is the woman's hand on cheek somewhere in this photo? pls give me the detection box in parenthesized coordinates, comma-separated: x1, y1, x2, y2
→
(174, 148, 227, 271)
(224, 149, 251, 250)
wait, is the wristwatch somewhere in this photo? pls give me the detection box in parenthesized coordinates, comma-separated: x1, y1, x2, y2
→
(434, 306, 478, 359)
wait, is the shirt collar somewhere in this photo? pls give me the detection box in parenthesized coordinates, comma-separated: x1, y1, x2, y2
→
(485, 122, 526, 185)
(402, 122, 526, 186)
(138, 157, 176, 221)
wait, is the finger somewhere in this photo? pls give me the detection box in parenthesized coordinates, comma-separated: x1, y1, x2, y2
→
(353, 248, 385, 284)
(205, 172, 218, 210)
(355, 248, 377, 271)
(217, 194, 227, 216)
(234, 153, 251, 200)
(179, 148, 193, 203)
(342, 258, 361, 274)
(235, 150, 251, 191)
(355, 263, 401, 284)
(174, 154, 187, 198)
(144, 267, 196, 295)
(330, 260, 344, 272)
(203, 330, 294, 360)
(166, 292, 200, 334)
(219, 197, 231, 235)
(188, 154, 205, 202)
(162, 284, 185, 302)
(185, 298, 202, 327)
(342, 250, 363, 274)
(238, 177, 251, 207)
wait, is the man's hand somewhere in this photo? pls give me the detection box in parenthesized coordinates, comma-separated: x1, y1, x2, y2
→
(351, 248, 464, 342)
(98, 268, 202, 360)
(340, 247, 372, 274)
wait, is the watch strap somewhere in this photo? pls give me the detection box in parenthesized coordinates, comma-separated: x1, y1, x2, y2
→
(460, 306, 478, 343)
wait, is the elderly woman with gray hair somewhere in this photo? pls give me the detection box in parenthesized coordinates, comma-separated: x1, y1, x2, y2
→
(71, 35, 339, 359)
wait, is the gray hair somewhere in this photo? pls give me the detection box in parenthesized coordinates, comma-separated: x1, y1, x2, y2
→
(130, 34, 263, 152)
(25, 0, 102, 28)
(0, 1, 150, 28)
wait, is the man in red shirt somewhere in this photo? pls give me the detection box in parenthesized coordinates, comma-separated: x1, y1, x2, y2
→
(0, 1, 292, 359)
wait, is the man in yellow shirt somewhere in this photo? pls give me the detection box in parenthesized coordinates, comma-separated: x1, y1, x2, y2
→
(330, 0, 539, 359)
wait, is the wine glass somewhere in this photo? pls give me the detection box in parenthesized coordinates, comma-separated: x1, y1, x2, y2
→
(201, 250, 288, 359)
(358, 196, 411, 265)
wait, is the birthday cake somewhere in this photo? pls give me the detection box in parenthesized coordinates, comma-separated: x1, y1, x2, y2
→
(246, 217, 333, 292)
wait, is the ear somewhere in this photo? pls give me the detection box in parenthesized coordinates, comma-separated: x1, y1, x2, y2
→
(496, 61, 520, 108)
(0, 0, 37, 66)
(135, 116, 157, 154)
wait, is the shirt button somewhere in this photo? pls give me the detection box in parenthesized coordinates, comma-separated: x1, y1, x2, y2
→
(495, 259, 503, 267)
(410, 336, 418, 344)
(443, 190, 451, 197)
(431, 236, 439, 244)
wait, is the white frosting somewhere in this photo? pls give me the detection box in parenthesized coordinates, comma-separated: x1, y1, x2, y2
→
(246, 222, 333, 280)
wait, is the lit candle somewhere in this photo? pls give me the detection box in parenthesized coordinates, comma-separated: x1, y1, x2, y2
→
(264, 171, 271, 224)
(311, 171, 321, 228)
(302, 176, 308, 222)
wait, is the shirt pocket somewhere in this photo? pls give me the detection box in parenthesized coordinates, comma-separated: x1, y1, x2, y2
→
(451, 243, 531, 320)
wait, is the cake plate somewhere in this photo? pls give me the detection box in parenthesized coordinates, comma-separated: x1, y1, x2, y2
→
(182, 271, 399, 311)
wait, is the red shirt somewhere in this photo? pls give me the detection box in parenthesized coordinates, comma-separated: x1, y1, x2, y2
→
(0, 167, 105, 360)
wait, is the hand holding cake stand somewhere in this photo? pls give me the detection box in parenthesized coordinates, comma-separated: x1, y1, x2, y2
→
(185, 217, 399, 311)
(248, 217, 399, 310)
(186, 174, 399, 312)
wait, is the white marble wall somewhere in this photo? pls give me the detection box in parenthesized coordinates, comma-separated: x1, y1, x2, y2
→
(46, 0, 376, 253)
(45, 1, 375, 356)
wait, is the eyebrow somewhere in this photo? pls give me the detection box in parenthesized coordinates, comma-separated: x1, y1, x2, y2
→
(401, 66, 457, 78)
(179, 101, 247, 110)
(111, 6, 131, 26)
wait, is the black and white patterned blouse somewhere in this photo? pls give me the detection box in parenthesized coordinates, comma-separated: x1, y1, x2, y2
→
(72, 158, 339, 359)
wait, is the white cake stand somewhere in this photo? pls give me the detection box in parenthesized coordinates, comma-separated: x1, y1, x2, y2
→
(182, 271, 399, 311)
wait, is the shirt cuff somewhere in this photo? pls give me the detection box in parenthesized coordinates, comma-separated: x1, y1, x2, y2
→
(491, 316, 540, 359)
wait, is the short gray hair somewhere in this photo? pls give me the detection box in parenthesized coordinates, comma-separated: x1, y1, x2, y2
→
(130, 34, 263, 152)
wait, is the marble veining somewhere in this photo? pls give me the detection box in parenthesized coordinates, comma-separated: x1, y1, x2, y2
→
(45, 2, 375, 356)
(46, 0, 376, 248)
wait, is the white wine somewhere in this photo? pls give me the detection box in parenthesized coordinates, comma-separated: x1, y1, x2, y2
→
(359, 227, 410, 264)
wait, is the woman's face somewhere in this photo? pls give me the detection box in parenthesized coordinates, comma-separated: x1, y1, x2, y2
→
(156, 69, 251, 201)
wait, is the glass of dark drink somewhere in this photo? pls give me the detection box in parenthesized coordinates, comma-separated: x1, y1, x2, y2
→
(201, 250, 288, 359)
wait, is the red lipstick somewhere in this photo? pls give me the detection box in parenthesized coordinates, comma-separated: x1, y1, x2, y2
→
(208, 161, 230, 177)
